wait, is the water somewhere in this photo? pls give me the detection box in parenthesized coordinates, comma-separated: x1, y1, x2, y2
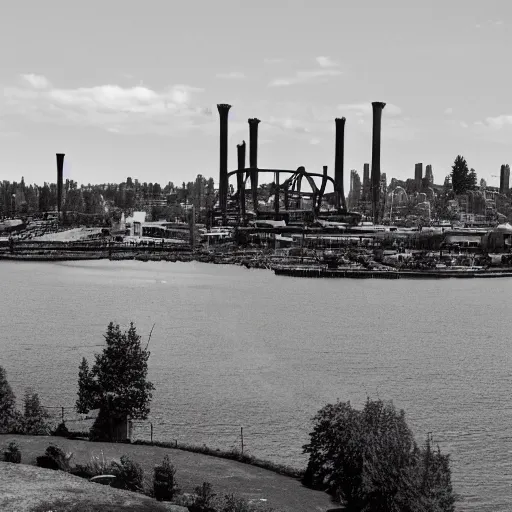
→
(0, 260, 510, 510)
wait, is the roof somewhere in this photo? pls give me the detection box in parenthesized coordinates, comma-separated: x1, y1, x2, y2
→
(444, 235, 482, 243)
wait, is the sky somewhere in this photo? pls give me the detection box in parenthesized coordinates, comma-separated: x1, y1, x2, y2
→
(1, 0, 512, 192)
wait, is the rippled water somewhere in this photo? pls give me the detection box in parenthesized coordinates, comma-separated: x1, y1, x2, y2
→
(0, 260, 510, 510)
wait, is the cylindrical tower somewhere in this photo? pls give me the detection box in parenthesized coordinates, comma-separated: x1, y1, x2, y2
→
(237, 141, 246, 222)
(217, 104, 231, 221)
(335, 117, 347, 210)
(248, 118, 260, 213)
(56, 153, 65, 215)
(371, 102, 386, 224)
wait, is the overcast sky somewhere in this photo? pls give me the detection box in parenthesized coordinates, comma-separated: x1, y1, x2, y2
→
(1, 0, 511, 191)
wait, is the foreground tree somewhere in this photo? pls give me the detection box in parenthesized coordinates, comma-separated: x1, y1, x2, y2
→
(451, 155, 476, 195)
(76, 322, 155, 441)
(303, 398, 456, 512)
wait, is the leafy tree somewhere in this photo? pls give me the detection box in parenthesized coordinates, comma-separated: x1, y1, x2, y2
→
(0, 366, 17, 433)
(76, 322, 155, 441)
(303, 398, 456, 512)
(451, 155, 476, 195)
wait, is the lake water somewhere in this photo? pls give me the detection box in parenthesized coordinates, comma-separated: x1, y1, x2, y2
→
(0, 260, 510, 510)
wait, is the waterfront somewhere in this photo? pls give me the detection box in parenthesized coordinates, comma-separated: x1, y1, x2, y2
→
(1, 260, 510, 511)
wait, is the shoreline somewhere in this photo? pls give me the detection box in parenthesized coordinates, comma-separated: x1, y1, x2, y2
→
(2, 249, 512, 278)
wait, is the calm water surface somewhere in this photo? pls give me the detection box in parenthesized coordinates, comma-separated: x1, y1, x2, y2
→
(0, 260, 510, 511)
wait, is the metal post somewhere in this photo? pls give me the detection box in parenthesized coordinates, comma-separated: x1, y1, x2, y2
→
(61, 407, 64, 423)
(150, 422, 153, 443)
(240, 426, 244, 455)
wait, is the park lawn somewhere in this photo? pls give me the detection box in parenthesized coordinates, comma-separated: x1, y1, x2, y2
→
(0, 435, 338, 512)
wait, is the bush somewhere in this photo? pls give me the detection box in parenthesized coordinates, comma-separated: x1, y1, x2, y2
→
(36, 444, 74, 472)
(302, 398, 456, 512)
(153, 455, 179, 501)
(52, 422, 70, 437)
(3, 441, 21, 463)
(188, 482, 217, 512)
(111, 455, 144, 493)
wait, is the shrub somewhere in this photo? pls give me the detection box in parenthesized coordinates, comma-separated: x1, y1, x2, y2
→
(188, 482, 217, 512)
(52, 422, 70, 437)
(36, 444, 74, 472)
(111, 455, 144, 493)
(3, 441, 21, 463)
(153, 454, 179, 501)
(302, 398, 456, 512)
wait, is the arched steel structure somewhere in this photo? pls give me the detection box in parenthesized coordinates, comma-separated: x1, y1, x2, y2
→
(216, 104, 379, 224)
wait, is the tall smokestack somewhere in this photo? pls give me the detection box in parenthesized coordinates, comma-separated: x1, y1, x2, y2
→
(335, 118, 347, 210)
(248, 118, 260, 213)
(237, 141, 246, 222)
(56, 153, 65, 214)
(371, 102, 386, 224)
(217, 104, 231, 221)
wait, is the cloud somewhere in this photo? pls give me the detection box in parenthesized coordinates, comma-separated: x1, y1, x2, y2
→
(309, 138, 321, 145)
(460, 121, 468, 128)
(269, 69, 342, 87)
(316, 56, 338, 68)
(215, 71, 246, 80)
(21, 74, 51, 89)
(483, 114, 512, 128)
(264, 58, 284, 64)
(3, 75, 211, 135)
(337, 102, 402, 116)
(444, 107, 453, 115)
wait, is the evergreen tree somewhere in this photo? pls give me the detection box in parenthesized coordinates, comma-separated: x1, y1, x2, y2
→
(23, 390, 50, 435)
(451, 155, 477, 195)
(0, 366, 17, 433)
(76, 322, 155, 441)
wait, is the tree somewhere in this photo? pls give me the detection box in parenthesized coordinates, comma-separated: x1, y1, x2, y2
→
(23, 390, 50, 435)
(451, 156, 476, 195)
(0, 366, 17, 433)
(76, 322, 155, 441)
(303, 398, 456, 512)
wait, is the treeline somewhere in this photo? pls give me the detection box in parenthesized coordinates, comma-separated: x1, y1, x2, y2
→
(0, 174, 218, 223)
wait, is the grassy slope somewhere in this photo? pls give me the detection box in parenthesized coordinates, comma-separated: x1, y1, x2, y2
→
(1, 435, 337, 512)
(0, 461, 171, 512)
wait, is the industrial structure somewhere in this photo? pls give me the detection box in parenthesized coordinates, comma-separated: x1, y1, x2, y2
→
(214, 102, 388, 226)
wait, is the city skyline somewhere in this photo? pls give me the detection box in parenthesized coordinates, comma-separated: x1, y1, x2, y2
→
(1, 0, 512, 190)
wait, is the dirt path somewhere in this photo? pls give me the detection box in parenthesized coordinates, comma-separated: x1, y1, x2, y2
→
(1, 435, 338, 512)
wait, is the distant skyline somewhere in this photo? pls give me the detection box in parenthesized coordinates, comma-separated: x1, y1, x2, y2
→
(1, 0, 512, 191)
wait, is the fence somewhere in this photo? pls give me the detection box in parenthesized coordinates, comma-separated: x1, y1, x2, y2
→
(41, 406, 302, 462)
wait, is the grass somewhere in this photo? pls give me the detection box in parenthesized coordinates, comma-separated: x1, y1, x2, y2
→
(132, 439, 305, 479)
(1, 435, 335, 512)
